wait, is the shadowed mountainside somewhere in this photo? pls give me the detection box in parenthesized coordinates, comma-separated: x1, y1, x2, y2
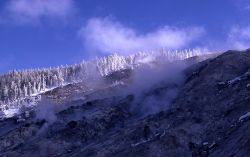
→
(0, 50, 250, 157)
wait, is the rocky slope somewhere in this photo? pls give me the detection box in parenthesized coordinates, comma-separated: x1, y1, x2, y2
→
(0, 50, 250, 157)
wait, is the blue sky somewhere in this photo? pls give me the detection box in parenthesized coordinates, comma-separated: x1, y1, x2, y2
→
(0, 0, 249, 73)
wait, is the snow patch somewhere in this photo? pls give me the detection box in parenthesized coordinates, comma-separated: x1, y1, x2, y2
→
(3, 108, 19, 118)
(228, 77, 241, 85)
(1, 86, 59, 119)
(30, 87, 56, 96)
(110, 81, 125, 87)
(247, 83, 250, 88)
(239, 112, 250, 121)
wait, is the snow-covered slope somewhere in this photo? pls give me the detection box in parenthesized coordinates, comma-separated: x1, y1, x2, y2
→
(0, 49, 211, 118)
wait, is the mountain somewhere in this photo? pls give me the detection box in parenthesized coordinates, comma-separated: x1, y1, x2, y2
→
(0, 49, 209, 118)
(1, 49, 250, 157)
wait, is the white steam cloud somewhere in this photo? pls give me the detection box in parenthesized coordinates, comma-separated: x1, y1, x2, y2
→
(121, 60, 187, 117)
(79, 17, 206, 55)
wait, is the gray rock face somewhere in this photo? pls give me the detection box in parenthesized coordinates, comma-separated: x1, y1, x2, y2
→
(0, 50, 250, 157)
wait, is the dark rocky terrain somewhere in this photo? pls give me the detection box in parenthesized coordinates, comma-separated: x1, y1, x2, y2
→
(1, 50, 250, 157)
